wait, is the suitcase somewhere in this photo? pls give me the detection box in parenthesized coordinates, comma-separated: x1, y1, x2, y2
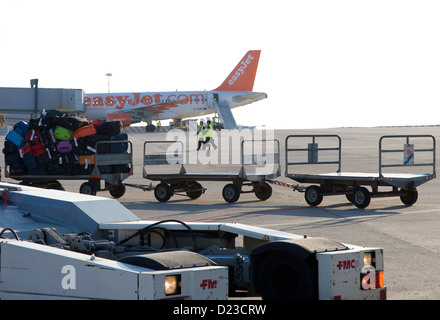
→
(63, 163, 80, 175)
(111, 164, 130, 174)
(79, 155, 95, 167)
(36, 152, 52, 167)
(57, 116, 88, 131)
(43, 109, 66, 118)
(25, 129, 42, 145)
(9, 162, 27, 176)
(57, 141, 73, 154)
(54, 126, 73, 141)
(28, 166, 48, 175)
(90, 120, 105, 130)
(6, 130, 25, 147)
(18, 143, 33, 158)
(110, 133, 129, 153)
(5, 153, 20, 166)
(63, 152, 77, 164)
(13, 121, 29, 136)
(31, 143, 46, 157)
(97, 121, 122, 136)
(22, 153, 37, 171)
(84, 134, 110, 154)
(3, 140, 18, 155)
(47, 164, 64, 175)
(28, 118, 44, 130)
(72, 124, 97, 140)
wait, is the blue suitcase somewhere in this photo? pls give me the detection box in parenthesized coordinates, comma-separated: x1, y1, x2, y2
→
(110, 133, 128, 153)
(6, 130, 25, 147)
(22, 153, 37, 171)
(13, 121, 29, 136)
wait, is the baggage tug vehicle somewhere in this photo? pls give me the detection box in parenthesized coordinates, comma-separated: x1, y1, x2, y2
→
(0, 183, 385, 300)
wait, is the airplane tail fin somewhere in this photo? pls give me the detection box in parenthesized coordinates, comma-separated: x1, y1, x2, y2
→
(213, 50, 261, 92)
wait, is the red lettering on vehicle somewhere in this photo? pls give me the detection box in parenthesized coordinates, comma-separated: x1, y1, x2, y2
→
(336, 259, 356, 270)
(200, 279, 217, 290)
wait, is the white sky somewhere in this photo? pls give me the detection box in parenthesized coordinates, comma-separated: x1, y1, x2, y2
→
(1, 0, 439, 129)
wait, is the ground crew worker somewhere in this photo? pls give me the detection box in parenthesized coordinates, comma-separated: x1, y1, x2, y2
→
(204, 120, 217, 150)
(197, 120, 206, 150)
(156, 121, 161, 131)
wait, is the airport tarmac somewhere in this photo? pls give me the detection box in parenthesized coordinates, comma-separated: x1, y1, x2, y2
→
(2, 126, 440, 300)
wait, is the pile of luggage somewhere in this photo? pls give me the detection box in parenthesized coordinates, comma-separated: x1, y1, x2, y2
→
(3, 110, 129, 176)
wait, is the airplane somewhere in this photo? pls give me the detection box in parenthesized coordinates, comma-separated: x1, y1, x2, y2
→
(83, 50, 267, 131)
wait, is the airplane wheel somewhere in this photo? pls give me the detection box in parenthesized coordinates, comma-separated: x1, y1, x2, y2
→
(154, 183, 172, 202)
(222, 184, 240, 203)
(146, 124, 156, 132)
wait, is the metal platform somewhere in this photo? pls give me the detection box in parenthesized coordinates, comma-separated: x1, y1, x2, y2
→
(6, 140, 133, 198)
(139, 139, 281, 203)
(283, 134, 436, 208)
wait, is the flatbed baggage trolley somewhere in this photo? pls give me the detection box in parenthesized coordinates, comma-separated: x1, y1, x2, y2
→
(5, 140, 133, 198)
(281, 134, 436, 208)
(139, 139, 281, 203)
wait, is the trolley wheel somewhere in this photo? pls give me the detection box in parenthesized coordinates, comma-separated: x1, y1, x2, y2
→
(222, 183, 240, 203)
(47, 180, 64, 190)
(346, 193, 354, 203)
(352, 187, 371, 208)
(258, 252, 318, 300)
(400, 188, 418, 205)
(186, 182, 204, 200)
(80, 182, 97, 196)
(109, 184, 126, 198)
(305, 185, 323, 206)
(154, 183, 173, 202)
(255, 183, 272, 201)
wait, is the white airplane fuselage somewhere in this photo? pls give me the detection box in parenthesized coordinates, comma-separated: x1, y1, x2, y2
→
(84, 50, 266, 126)
(84, 90, 266, 122)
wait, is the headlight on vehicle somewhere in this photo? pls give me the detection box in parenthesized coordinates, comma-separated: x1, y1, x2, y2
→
(165, 275, 181, 296)
(364, 252, 374, 268)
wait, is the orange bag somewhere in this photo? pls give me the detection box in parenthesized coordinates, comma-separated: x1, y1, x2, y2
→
(72, 124, 97, 140)
(78, 155, 95, 167)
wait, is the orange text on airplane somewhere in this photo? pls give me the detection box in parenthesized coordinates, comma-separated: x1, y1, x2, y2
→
(227, 53, 255, 87)
(84, 93, 206, 110)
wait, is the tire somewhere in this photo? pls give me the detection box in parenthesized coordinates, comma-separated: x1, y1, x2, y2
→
(47, 180, 64, 190)
(146, 124, 156, 132)
(352, 187, 371, 208)
(186, 182, 204, 199)
(80, 182, 97, 196)
(222, 184, 240, 203)
(154, 183, 172, 202)
(305, 185, 323, 206)
(255, 183, 272, 201)
(400, 189, 418, 205)
(109, 184, 126, 198)
(258, 252, 318, 300)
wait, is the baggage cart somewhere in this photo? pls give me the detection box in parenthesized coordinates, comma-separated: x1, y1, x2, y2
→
(277, 134, 436, 208)
(136, 139, 281, 203)
(5, 140, 133, 198)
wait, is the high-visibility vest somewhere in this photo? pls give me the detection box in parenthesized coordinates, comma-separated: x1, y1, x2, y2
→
(197, 125, 205, 138)
(205, 124, 213, 137)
